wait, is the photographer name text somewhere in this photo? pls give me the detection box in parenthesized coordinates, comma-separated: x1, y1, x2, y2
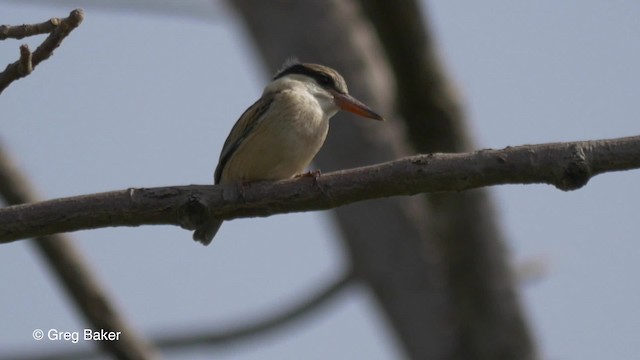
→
(32, 328, 121, 343)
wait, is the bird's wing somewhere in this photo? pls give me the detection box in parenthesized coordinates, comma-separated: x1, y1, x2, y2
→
(214, 92, 277, 184)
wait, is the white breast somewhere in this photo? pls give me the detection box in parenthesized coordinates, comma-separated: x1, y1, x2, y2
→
(220, 83, 334, 183)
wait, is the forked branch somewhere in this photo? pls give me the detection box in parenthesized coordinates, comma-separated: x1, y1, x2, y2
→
(0, 9, 84, 94)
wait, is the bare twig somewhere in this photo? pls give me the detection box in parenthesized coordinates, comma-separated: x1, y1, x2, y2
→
(1, 135, 638, 244)
(0, 16, 62, 40)
(0, 9, 84, 94)
(0, 144, 160, 360)
(2, 271, 354, 360)
(17, 44, 32, 75)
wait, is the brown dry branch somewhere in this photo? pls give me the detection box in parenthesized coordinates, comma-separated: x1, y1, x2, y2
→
(0, 144, 160, 360)
(1, 135, 638, 244)
(0, 16, 63, 40)
(0, 8, 84, 94)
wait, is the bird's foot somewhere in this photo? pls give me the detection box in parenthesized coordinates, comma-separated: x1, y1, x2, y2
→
(236, 181, 249, 201)
(296, 169, 322, 179)
(297, 170, 329, 197)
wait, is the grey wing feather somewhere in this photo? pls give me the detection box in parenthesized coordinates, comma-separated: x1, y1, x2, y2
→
(214, 93, 277, 184)
(195, 92, 277, 245)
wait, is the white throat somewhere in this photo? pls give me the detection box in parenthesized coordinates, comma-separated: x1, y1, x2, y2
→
(264, 74, 340, 119)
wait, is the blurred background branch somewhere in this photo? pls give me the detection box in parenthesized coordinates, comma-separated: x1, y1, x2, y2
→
(358, 1, 535, 358)
(0, 142, 160, 359)
(3, 271, 354, 360)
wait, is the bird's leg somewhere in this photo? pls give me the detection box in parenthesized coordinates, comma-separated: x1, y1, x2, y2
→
(295, 169, 322, 179)
(236, 181, 248, 201)
(296, 170, 328, 197)
(295, 169, 322, 188)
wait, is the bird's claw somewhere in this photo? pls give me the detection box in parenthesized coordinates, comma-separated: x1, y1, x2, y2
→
(296, 170, 329, 197)
(296, 169, 322, 186)
(296, 169, 322, 179)
(237, 181, 249, 201)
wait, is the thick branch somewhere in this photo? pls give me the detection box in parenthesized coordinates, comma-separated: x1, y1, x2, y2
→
(0, 9, 84, 94)
(359, 0, 470, 152)
(1, 136, 638, 244)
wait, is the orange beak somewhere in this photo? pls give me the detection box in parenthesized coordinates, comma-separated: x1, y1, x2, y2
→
(332, 91, 385, 121)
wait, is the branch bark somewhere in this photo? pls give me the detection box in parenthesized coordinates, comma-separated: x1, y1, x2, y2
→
(0, 9, 84, 94)
(1, 135, 637, 244)
(0, 15, 68, 40)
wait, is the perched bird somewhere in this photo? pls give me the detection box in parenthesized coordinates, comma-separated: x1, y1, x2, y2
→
(193, 61, 384, 245)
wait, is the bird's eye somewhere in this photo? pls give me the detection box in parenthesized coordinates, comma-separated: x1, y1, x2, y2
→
(317, 74, 333, 87)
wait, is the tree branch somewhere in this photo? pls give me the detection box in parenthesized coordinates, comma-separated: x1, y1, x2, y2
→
(0, 9, 84, 94)
(0, 16, 65, 40)
(0, 145, 160, 360)
(1, 135, 638, 244)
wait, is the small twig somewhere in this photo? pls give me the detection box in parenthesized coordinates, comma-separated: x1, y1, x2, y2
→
(30, 9, 84, 66)
(0, 144, 160, 360)
(17, 44, 32, 75)
(0, 135, 638, 244)
(0, 17, 61, 40)
(0, 9, 84, 94)
(2, 271, 354, 360)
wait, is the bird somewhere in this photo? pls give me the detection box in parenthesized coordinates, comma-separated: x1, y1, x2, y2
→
(193, 60, 384, 245)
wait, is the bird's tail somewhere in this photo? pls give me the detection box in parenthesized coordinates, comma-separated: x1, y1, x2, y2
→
(193, 220, 224, 246)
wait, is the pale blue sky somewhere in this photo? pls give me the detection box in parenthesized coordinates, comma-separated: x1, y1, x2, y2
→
(1, 1, 639, 359)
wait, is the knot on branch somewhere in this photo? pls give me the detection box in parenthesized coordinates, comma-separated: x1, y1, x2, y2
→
(18, 45, 32, 75)
(555, 144, 592, 191)
(177, 195, 209, 231)
(0, 25, 8, 40)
